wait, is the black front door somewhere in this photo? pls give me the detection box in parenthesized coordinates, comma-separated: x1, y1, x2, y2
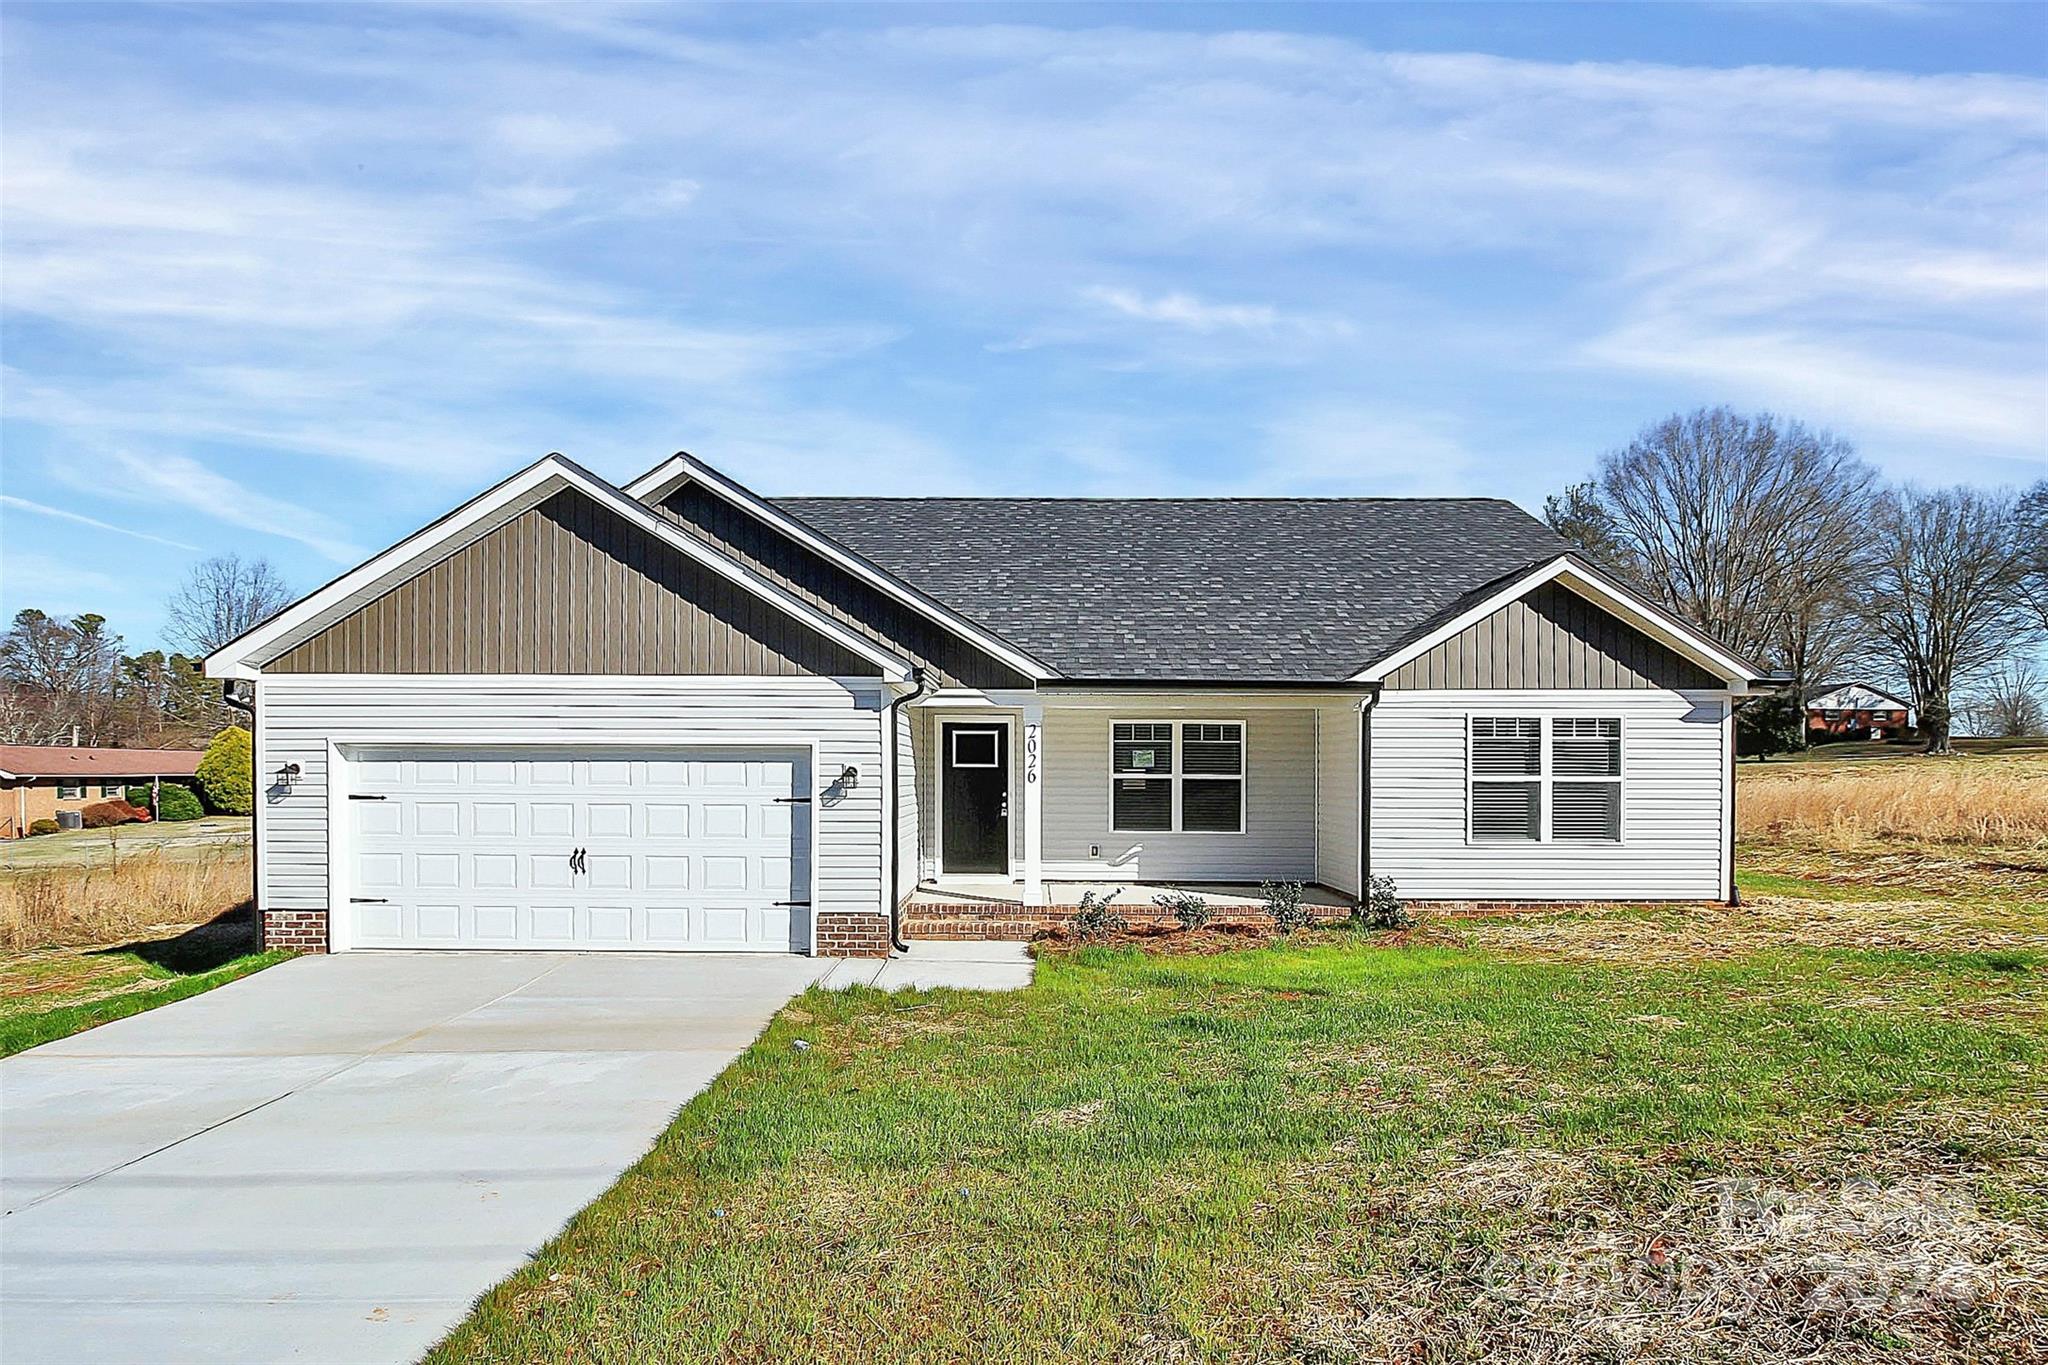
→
(941, 722, 1009, 873)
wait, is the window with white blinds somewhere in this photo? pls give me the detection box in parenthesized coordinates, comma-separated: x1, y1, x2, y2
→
(1112, 720, 1245, 833)
(1468, 716, 1623, 843)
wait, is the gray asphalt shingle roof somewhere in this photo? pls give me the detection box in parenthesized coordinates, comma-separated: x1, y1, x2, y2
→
(773, 496, 1573, 682)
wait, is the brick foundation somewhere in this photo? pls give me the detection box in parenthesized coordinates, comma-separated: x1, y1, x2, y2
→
(815, 911, 893, 958)
(261, 908, 330, 953)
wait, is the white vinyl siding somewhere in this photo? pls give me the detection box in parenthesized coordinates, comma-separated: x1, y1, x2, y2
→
(1044, 705, 1313, 882)
(893, 703, 918, 905)
(1313, 705, 1362, 896)
(1375, 689, 1725, 901)
(255, 675, 887, 952)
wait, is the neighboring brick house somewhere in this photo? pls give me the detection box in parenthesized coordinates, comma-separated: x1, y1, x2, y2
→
(1804, 682, 1913, 741)
(0, 746, 207, 838)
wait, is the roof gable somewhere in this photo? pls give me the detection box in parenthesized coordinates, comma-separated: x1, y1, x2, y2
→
(1381, 579, 1719, 690)
(266, 490, 882, 677)
(207, 456, 911, 681)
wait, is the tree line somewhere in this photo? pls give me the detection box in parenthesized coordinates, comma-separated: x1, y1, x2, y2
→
(1545, 407, 2047, 753)
(0, 555, 291, 748)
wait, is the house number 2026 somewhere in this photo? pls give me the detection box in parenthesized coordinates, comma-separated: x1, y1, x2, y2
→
(1024, 723, 1041, 784)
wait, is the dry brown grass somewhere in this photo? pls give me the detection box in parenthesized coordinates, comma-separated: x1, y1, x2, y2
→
(0, 850, 251, 952)
(1286, 1125, 2048, 1364)
(1739, 754, 2048, 847)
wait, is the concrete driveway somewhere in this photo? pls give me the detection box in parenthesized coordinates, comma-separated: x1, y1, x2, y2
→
(0, 951, 839, 1364)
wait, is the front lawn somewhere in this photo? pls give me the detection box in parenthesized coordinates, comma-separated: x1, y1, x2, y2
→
(0, 912, 286, 1057)
(435, 898, 2044, 1362)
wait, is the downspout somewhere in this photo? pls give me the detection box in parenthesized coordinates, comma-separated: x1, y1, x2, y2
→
(221, 679, 260, 932)
(1726, 692, 1740, 908)
(1356, 688, 1379, 900)
(884, 668, 935, 953)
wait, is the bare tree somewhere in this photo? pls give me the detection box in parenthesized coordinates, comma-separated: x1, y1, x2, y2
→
(1866, 485, 2031, 754)
(164, 554, 293, 656)
(1577, 408, 1880, 709)
(1542, 481, 1633, 577)
(0, 610, 125, 744)
(1960, 660, 2046, 739)
(2016, 480, 2048, 635)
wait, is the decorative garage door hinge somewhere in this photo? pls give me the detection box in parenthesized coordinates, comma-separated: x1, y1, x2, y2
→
(773, 796, 812, 804)
(773, 900, 812, 907)
(347, 794, 387, 801)
(349, 897, 388, 903)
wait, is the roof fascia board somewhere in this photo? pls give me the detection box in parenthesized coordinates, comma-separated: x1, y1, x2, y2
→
(1810, 682, 1910, 708)
(207, 455, 911, 682)
(1352, 555, 1764, 686)
(625, 452, 1055, 680)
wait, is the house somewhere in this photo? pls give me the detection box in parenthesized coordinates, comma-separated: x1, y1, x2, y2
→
(1804, 682, 1913, 741)
(202, 452, 1767, 956)
(0, 746, 207, 839)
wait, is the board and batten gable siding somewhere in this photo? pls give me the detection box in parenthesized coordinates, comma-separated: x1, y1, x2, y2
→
(1370, 688, 1726, 901)
(651, 485, 1032, 690)
(1384, 582, 1719, 690)
(254, 676, 889, 944)
(1040, 704, 1316, 882)
(265, 491, 876, 676)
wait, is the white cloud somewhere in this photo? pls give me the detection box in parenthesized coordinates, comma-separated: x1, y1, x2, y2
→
(1083, 287, 1284, 333)
(1, 495, 203, 551)
(93, 452, 368, 564)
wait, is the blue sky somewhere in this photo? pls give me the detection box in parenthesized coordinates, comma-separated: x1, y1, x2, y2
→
(3, 1, 2044, 652)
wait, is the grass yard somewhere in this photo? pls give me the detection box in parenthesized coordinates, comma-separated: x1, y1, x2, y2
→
(0, 816, 251, 872)
(0, 909, 285, 1057)
(1, 825, 275, 1054)
(435, 757, 2046, 1363)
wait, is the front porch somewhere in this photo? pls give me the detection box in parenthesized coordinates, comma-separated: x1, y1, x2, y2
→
(906, 688, 1373, 920)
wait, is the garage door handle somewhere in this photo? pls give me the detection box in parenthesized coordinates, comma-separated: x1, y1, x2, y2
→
(569, 847, 586, 874)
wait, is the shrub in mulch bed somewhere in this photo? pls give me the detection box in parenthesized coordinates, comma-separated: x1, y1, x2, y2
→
(1034, 921, 1443, 956)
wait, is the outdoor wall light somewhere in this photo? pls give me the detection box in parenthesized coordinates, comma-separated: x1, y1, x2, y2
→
(277, 762, 302, 788)
(838, 765, 860, 788)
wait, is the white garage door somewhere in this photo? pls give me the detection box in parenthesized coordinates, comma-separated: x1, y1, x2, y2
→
(344, 748, 810, 952)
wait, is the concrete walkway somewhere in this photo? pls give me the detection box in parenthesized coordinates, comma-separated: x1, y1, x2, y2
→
(1, 952, 840, 1365)
(826, 939, 1036, 992)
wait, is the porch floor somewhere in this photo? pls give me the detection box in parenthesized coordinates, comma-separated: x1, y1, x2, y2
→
(911, 877, 1355, 910)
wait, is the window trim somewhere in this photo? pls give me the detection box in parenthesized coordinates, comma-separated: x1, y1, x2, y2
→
(1110, 718, 1247, 836)
(949, 728, 1001, 769)
(1465, 714, 1625, 845)
(57, 782, 83, 800)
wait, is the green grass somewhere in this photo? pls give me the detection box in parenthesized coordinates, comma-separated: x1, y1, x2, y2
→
(0, 947, 286, 1056)
(1735, 868, 1934, 902)
(0, 914, 286, 1057)
(432, 923, 2045, 1363)
(1750, 735, 2048, 767)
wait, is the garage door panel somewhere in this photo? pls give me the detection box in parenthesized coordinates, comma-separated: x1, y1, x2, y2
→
(344, 747, 808, 952)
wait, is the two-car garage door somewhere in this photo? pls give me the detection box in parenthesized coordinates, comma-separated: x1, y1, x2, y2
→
(344, 748, 810, 952)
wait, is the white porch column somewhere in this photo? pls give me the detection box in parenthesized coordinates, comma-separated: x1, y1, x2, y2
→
(1021, 697, 1045, 906)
